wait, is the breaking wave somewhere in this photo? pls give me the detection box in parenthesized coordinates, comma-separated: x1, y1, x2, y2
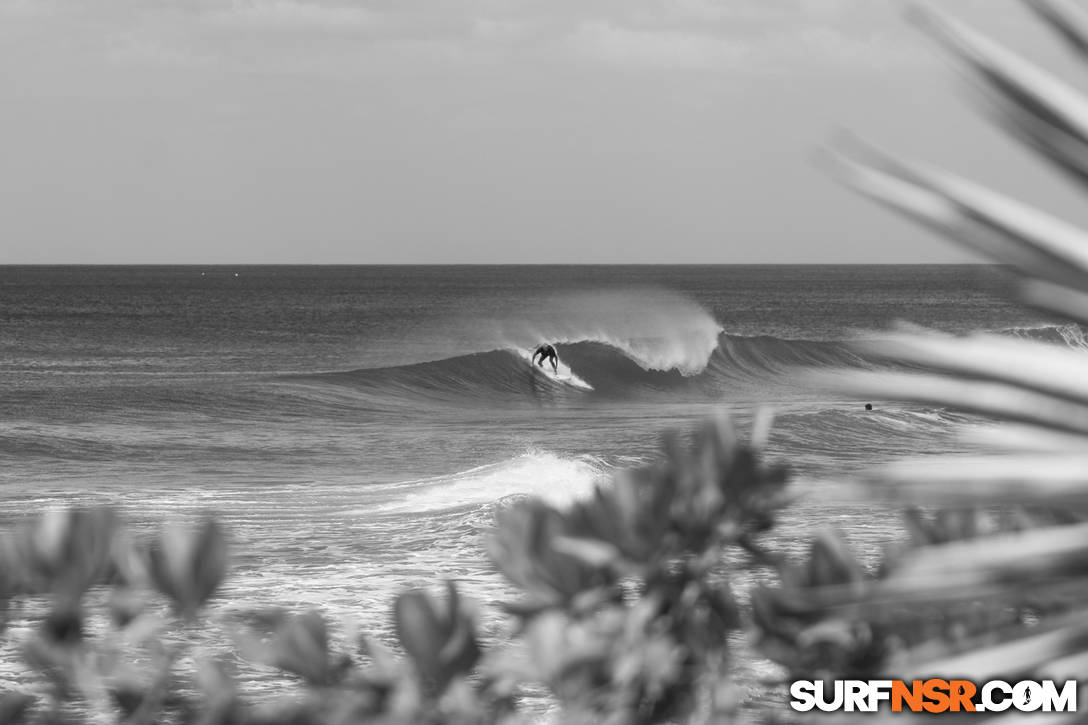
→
(290, 332, 874, 404)
(283, 321, 1088, 407)
(999, 323, 1088, 350)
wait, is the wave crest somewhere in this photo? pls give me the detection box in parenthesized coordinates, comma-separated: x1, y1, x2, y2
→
(284, 321, 1088, 409)
(293, 332, 874, 404)
(1000, 323, 1088, 350)
(489, 288, 723, 375)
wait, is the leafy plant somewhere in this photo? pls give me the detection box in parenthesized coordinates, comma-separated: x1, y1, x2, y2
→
(0, 506, 498, 725)
(487, 417, 789, 724)
(751, 0, 1088, 705)
(0, 417, 788, 725)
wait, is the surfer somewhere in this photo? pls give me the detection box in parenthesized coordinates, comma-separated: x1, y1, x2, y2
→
(532, 343, 559, 374)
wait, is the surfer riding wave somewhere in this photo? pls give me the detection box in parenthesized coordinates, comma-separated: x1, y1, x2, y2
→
(532, 343, 559, 374)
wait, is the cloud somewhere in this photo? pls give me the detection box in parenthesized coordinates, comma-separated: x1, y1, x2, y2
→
(560, 19, 926, 73)
(190, 0, 954, 73)
(0, 0, 1026, 76)
(565, 23, 748, 70)
(210, 0, 378, 32)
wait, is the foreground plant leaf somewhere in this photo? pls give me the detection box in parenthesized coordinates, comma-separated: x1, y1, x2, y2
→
(272, 610, 334, 686)
(8, 507, 118, 606)
(753, 0, 1088, 694)
(486, 418, 788, 722)
(394, 581, 480, 696)
(862, 328, 1088, 402)
(811, 368, 1088, 435)
(147, 516, 227, 620)
(864, 453, 1088, 505)
(1025, 0, 1088, 60)
(889, 610, 1088, 680)
(0, 693, 35, 725)
(488, 499, 614, 613)
(909, 1, 1088, 186)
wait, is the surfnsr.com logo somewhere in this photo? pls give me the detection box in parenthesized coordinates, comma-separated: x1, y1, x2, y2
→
(789, 679, 1078, 713)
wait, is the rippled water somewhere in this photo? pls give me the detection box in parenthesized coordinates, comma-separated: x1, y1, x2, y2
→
(0, 264, 1061, 707)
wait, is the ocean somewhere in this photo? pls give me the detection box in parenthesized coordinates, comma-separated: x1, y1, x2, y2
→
(0, 264, 1070, 706)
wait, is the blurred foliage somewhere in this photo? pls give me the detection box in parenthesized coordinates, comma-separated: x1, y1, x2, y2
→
(0, 419, 788, 725)
(754, 0, 1088, 710)
(487, 418, 789, 724)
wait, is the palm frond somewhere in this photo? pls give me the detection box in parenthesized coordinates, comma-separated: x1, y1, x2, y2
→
(758, 1, 1088, 694)
(811, 368, 1088, 434)
(861, 328, 1088, 402)
(823, 136, 1088, 289)
(864, 454, 1088, 505)
(1025, 0, 1088, 62)
(908, 2, 1088, 185)
(1021, 277, 1088, 324)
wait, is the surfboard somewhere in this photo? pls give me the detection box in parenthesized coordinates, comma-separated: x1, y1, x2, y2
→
(517, 349, 594, 391)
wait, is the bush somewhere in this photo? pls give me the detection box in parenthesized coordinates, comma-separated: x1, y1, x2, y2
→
(0, 419, 788, 725)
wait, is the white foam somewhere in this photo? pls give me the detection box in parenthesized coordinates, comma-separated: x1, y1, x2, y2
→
(495, 289, 723, 375)
(1004, 323, 1088, 351)
(1057, 324, 1088, 350)
(360, 451, 607, 515)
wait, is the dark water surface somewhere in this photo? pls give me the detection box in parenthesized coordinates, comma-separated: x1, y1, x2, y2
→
(0, 264, 1065, 704)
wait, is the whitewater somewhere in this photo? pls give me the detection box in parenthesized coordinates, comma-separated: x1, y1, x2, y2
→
(0, 264, 1075, 700)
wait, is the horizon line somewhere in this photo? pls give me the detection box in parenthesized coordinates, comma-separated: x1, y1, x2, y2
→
(0, 261, 1000, 267)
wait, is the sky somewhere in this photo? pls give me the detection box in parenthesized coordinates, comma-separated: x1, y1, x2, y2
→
(2, 0, 1087, 263)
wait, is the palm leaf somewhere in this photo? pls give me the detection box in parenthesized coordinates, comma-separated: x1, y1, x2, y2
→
(758, 1, 1088, 697)
(908, 2, 1088, 185)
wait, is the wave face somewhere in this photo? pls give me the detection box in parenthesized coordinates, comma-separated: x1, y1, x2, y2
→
(293, 322, 1088, 406)
(4, 266, 1071, 709)
(293, 333, 873, 405)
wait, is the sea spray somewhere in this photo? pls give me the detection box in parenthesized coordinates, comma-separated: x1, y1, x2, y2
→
(483, 288, 723, 375)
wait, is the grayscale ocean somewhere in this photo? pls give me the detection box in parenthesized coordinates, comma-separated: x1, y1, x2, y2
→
(0, 264, 1071, 706)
